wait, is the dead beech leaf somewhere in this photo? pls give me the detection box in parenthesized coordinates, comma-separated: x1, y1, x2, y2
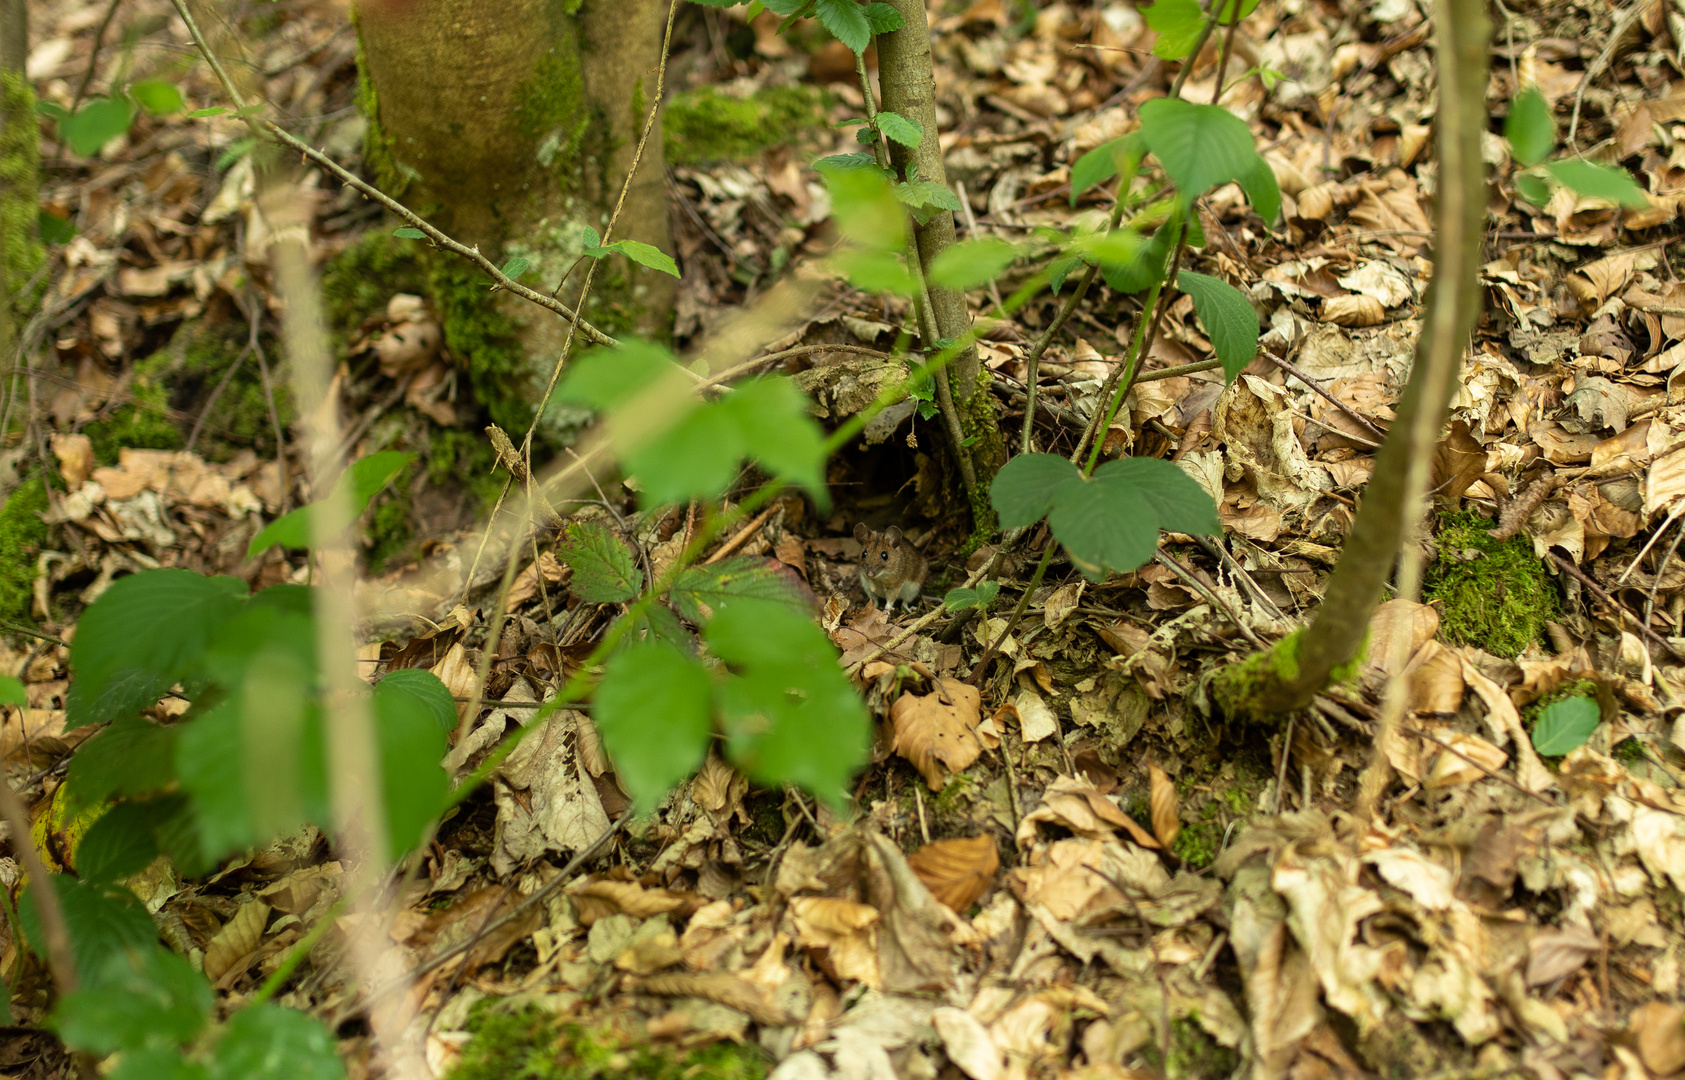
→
(204, 900, 269, 983)
(889, 677, 984, 790)
(1423, 731, 1507, 788)
(789, 895, 880, 987)
(1630, 1002, 1685, 1077)
(1013, 689, 1058, 743)
(907, 835, 1001, 913)
(1148, 765, 1180, 847)
(1525, 923, 1600, 986)
(1322, 294, 1384, 327)
(570, 879, 698, 925)
(1043, 580, 1084, 630)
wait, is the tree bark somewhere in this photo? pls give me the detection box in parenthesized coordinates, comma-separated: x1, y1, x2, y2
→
(2, 0, 44, 344)
(875, 0, 1004, 479)
(355, 0, 672, 434)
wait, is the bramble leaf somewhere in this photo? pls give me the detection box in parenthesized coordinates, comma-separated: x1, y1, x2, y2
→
(670, 557, 816, 623)
(213, 1003, 344, 1080)
(558, 521, 643, 603)
(1143, 0, 1203, 59)
(815, 0, 872, 53)
(990, 453, 1083, 529)
(594, 641, 714, 810)
(1545, 159, 1649, 209)
(1176, 270, 1259, 380)
(876, 111, 923, 148)
(928, 238, 1019, 289)
(1139, 98, 1266, 207)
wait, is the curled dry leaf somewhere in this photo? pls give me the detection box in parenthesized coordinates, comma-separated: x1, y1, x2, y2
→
(907, 835, 1001, 913)
(1148, 764, 1180, 848)
(569, 878, 699, 925)
(1422, 731, 1508, 788)
(1012, 689, 1059, 743)
(1630, 1002, 1685, 1077)
(790, 895, 880, 987)
(889, 677, 984, 790)
(204, 899, 269, 983)
(932, 1006, 1005, 1080)
(1322, 293, 1385, 327)
(1042, 580, 1083, 630)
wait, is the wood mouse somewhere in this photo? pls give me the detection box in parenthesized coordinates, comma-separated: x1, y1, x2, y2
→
(853, 522, 927, 614)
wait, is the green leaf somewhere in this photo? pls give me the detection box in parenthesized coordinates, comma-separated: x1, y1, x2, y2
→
(895, 177, 963, 216)
(1143, 0, 1204, 59)
(500, 255, 531, 279)
(670, 557, 816, 623)
(593, 641, 714, 810)
(0, 675, 22, 707)
(715, 377, 829, 502)
(597, 239, 681, 278)
(928, 238, 1019, 289)
(39, 209, 76, 244)
(708, 602, 868, 809)
(815, 0, 872, 52)
(1051, 458, 1220, 577)
(558, 521, 643, 603)
(75, 801, 163, 884)
(212, 1003, 344, 1080)
(372, 669, 454, 860)
(1176, 270, 1259, 380)
(1214, 0, 1262, 23)
(69, 569, 248, 725)
(21, 876, 159, 989)
(1101, 215, 1178, 294)
(59, 97, 136, 156)
(1138, 98, 1265, 206)
(1506, 88, 1555, 168)
(633, 403, 747, 506)
(824, 168, 907, 251)
(1516, 172, 1551, 206)
(834, 249, 915, 295)
(131, 80, 184, 116)
(944, 581, 1000, 612)
(247, 451, 412, 557)
(1238, 153, 1282, 224)
(1070, 134, 1145, 205)
(863, 3, 905, 31)
(111, 1048, 214, 1080)
(1545, 159, 1649, 209)
(393, 227, 427, 239)
(1532, 695, 1599, 756)
(813, 152, 882, 172)
(215, 137, 256, 172)
(555, 340, 686, 411)
(875, 111, 923, 148)
(990, 453, 1082, 529)
(66, 716, 181, 808)
(53, 946, 212, 1055)
(186, 106, 229, 118)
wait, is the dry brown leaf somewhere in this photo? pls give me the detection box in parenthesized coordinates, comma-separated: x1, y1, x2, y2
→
(889, 677, 984, 790)
(790, 895, 880, 986)
(204, 900, 269, 983)
(639, 972, 791, 1026)
(1422, 731, 1508, 788)
(570, 879, 698, 924)
(1148, 764, 1180, 848)
(1630, 1002, 1685, 1077)
(907, 835, 1000, 913)
(1043, 580, 1084, 630)
(1321, 294, 1384, 327)
(50, 433, 94, 490)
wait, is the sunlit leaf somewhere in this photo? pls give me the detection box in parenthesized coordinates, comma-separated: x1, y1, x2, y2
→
(1545, 159, 1649, 209)
(1532, 695, 1599, 756)
(1506, 88, 1555, 168)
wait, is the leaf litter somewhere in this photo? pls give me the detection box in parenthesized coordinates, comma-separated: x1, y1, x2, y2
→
(12, 0, 1685, 1077)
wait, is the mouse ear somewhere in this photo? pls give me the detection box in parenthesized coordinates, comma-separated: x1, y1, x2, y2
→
(883, 526, 903, 545)
(853, 522, 871, 543)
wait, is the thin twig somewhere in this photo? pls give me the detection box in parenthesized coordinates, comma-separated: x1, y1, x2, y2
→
(1567, 0, 1645, 148)
(1547, 550, 1685, 661)
(1153, 550, 1266, 649)
(1265, 350, 1389, 443)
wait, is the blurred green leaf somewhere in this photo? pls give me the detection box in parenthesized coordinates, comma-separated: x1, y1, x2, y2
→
(594, 642, 714, 810)
(1506, 88, 1555, 168)
(1532, 695, 1599, 756)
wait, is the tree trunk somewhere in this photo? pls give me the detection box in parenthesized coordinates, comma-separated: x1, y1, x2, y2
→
(355, 0, 672, 435)
(875, 0, 1004, 481)
(2, 0, 44, 349)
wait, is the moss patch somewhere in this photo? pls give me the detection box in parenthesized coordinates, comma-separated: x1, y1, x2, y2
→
(322, 229, 427, 335)
(85, 378, 182, 465)
(1423, 512, 1557, 659)
(2, 71, 47, 319)
(1210, 630, 1303, 726)
(447, 1006, 767, 1080)
(664, 85, 828, 167)
(1142, 1016, 1239, 1079)
(0, 477, 49, 626)
(427, 428, 504, 513)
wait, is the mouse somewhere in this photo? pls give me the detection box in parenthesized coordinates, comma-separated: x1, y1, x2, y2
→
(853, 522, 928, 614)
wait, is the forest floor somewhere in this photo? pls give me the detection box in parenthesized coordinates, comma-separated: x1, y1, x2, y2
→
(11, 0, 1685, 1078)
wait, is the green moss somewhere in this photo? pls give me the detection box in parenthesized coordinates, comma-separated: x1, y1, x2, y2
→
(365, 478, 414, 574)
(664, 86, 829, 167)
(0, 478, 49, 626)
(352, 14, 408, 197)
(322, 229, 427, 333)
(447, 1007, 768, 1080)
(1423, 512, 1557, 659)
(2, 71, 46, 319)
(1211, 630, 1303, 725)
(428, 428, 504, 513)
(1142, 1016, 1238, 1079)
(1172, 819, 1221, 868)
(86, 378, 182, 465)
(1613, 736, 1647, 766)
(520, 42, 590, 165)
(428, 257, 533, 435)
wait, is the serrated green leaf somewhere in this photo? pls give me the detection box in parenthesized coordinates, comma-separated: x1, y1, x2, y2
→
(372, 669, 454, 859)
(707, 602, 868, 808)
(670, 557, 816, 623)
(213, 1003, 344, 1080)
(1139, 98, 1266, 206)
(1071, 135, 1145, 204)
(814, 152, 882, 172)
(825, 168, 907, 251)
(247, 451, 412, 557)
(53, 947, 212, 1055)
(1143, 0, 1204, 59)
(69, 569, 248, 725)
(944, 581, 1000, 612)
(558, 521, 643, 603)
(500, 255, 531, 279)
(717, 378, 829, 502)
(74, 801, 163, 884)
(1048, 254, 1083, 293)
(1238, 153, 1282, 224)
(1101, 214, 1178, 294)
(895, 178, 963, 215)
(990, 453, 1083, 529)
(131, 80, 184, 116)
(815, 0, 872, 52)
(594, 642, 714, 810)
(631, 403, 747, 506)
(1177, 270, 1259, 380)
(1049, 458, 1219, 578)
(863, 3, 904, 31)
(928, 238, 1019, 289)
(0, 675, 22, 707)
(59, 97, 135, 155)
(599, 239, 681, 277)
(393, 227, 426, 239)
(21, 876, 159, 990)
(1506, 88, 1555, 168)
(876, 110, 923, 148)
(1532, 695, 1599, 756)
(1545, 159, 1649, 209)
(111, 1048, 214, 1080)
(66, 715, 181, 808)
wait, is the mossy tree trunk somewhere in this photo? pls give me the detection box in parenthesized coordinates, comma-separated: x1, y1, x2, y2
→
(2, 0, 45, 366)
(355, 0, 673, 435)
(876, 0, 1005, 485)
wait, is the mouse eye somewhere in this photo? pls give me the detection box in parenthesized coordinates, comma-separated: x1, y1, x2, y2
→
(880, 551, 889, 560)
